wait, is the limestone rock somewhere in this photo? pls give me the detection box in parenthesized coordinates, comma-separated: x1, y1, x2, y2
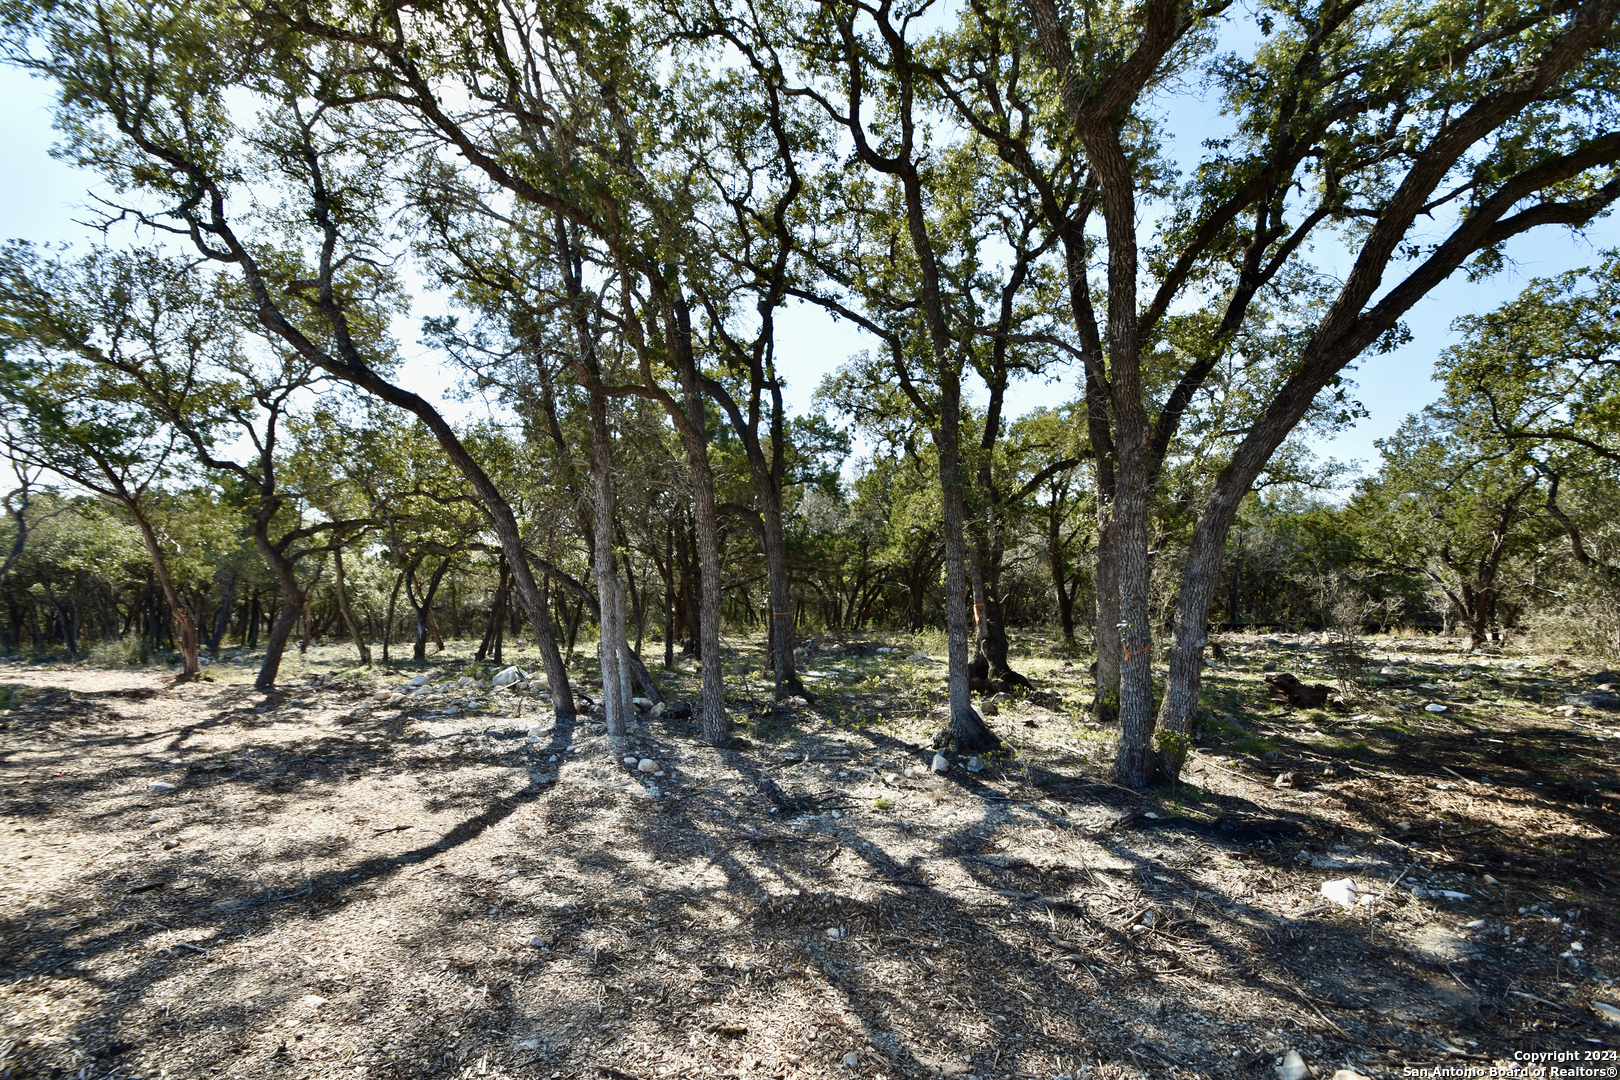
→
(1320, 878, 1359, 908)
(1276, 1050, 1309, 1080)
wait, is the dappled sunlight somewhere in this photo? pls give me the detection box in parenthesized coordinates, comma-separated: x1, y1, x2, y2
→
(1, 634, 1618, 1078)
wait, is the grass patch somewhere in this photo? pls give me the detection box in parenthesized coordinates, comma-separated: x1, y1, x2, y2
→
(1229, 735, 1279, 757)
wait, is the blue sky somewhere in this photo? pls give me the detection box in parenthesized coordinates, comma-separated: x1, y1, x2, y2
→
(5, 60, 1615, 489)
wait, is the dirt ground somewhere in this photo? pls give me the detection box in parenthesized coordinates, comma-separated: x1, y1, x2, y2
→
(2, 632, 1619, 1080)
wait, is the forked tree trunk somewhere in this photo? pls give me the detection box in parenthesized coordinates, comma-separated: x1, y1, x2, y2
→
(476, 556, 510, 663)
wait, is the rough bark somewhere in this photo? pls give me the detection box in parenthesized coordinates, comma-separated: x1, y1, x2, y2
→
(935, 372, 1003, 754)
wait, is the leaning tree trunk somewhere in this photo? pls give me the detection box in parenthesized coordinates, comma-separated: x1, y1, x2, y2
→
(126, 504, 200, 680)
(253, 540, 306, 690)
(332, 548, 371, 666)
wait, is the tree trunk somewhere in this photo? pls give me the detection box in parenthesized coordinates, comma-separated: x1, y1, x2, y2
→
(333, 548, 371, 666)
(382, 572, 402, 663)
(246, 591, 261, 649)
(125, 501, 200, 679)
(1048, 495, 1078, 644)
(476, 555, 510, 664)
(207, 576, 236, 657)
(585, 385, 628, 736)
(1111, 451, 1157, 786)
(935, 371, 1001, 754)
(299, 558, 325, 655)
(663, 522, 676, 669)
(666, 284, 729, 745)
(250, 518, 306, 689)
(407, 557, 450, 662)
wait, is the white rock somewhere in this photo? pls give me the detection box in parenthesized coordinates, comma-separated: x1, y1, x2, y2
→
(408, 674, 429, 687)
(638, 758, 659, 773)
(825, 926, 844, 939)
(1593, 1000, 1620, 1026)
(1425, 703, 1448, 713)
(632, 697, 653, 709)
(147, 781, 177, 792)
(388, 692, 407, 704)
(1276, 1050, 1310, 1080)
(651, 701, 666, 717)
(493, 666, 523, 688)
(624, 756, 639, 767)
(966, 756, 983, 773)
(528, 935, 549, 950)
(372, 689, 392, 701)
(843, 1052, 860, 1068)
(1320, 878, 1359, 908)
(931, 752, 950, 774)
(1330, 1070, 1372, 1080)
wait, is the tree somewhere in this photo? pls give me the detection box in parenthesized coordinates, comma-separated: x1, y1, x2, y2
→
(1440, 256, 1620, 587)
(1010, 0, 1620, 782)
(1354, 410, 1542, 651)
(1, 0, 582, 711)
(0, 245, 221, 677)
